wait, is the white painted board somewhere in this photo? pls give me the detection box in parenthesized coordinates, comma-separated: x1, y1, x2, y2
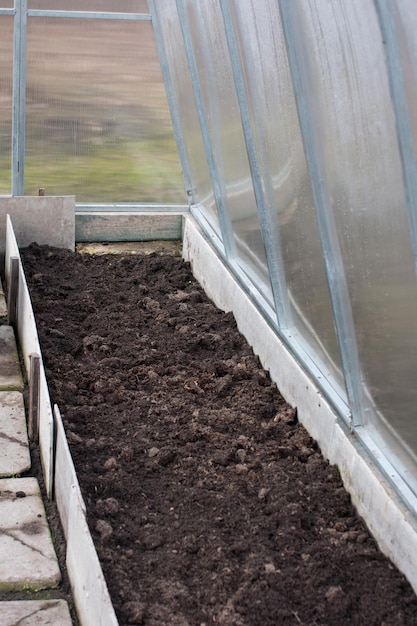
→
(54, 404, 86, 540)
(5, 215, 54, 497)
(66, 485, 119, 626)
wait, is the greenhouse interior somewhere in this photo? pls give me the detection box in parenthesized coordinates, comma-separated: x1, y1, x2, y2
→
(1, 0, 417, 624)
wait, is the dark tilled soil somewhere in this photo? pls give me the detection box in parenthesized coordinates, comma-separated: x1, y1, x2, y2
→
(21, 243, 417, 626)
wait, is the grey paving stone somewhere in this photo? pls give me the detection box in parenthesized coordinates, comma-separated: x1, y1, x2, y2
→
(0, 326, 24, 392)
(0, 477, 61, 591)
(0, 280, 7, 322)
(0, 599, 72, 625)
(0, 391, 31, 477)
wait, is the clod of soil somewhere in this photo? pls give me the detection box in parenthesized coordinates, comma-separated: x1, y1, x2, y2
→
(22, 243, 417, 626)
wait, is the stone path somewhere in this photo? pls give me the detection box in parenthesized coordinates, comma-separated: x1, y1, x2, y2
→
(0, 282, 73, 624)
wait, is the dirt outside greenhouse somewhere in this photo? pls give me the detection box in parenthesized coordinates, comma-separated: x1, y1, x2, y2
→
(20, 242, 417, 626)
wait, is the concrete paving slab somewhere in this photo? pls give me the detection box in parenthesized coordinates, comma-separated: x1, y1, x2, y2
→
(0, 599, 72, 625)
(0, 392, 31, 477)
(0, 326, 24, 392)
(0, 280, 7, 322)
(0, 477, 61, 591)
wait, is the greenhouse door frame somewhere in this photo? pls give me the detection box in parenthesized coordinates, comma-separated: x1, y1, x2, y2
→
(1, 0, 190, 212)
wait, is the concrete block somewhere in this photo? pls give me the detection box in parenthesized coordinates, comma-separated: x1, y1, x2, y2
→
(0, 196, 75, 261)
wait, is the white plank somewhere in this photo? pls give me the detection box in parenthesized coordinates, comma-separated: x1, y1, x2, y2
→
(5, 216, 54, 497)
(66, 486, 119, 626)
(54, 404, 85, 540)
(75, 211, 183, 242)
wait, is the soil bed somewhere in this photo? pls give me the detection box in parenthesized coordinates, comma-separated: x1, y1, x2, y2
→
(21, 243, 417, 626)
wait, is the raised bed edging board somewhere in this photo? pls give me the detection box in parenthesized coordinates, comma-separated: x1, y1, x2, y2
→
(5, 216, 118, 626)
(75, 211, 184, 242)
(5, 216, 54, 497)
(182, 214, 417, 596)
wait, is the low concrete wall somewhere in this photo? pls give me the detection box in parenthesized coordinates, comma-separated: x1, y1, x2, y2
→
(0, 197, 75, 264)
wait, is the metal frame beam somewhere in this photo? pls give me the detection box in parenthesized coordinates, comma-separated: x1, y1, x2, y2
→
(175, 0, 236, 259)
(11, 0, 27, 196)
(147, 0, 194, 204)
(27, 10, 151, 21)
(220, 0, 292, 329)
(278, 0, 366, 427)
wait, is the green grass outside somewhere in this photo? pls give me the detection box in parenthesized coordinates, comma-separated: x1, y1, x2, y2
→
(0, 121, 186, 202)
(23, 135, 186, 203)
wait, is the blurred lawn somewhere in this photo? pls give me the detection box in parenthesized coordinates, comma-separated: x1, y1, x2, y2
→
(23, 135, 185, 203)
(0, 17, 186, 203)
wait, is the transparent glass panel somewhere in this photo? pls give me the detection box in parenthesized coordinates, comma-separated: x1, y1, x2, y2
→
(0, 15, 13, 195)
(0, 2, 13, 8)
(184, 0, 274, 304)
(28, 1, 149, 12)
(230, 0, 343, 390)
(25, 16, 185, 203)
(151, 0, 215, 221)
(292, 1, 417, 464)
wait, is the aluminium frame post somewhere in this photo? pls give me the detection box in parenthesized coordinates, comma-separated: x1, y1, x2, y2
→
(175, 0, 237, 259)
(278, 0, 366, 427)
(12, 0, 27, 196)
(220, 0, 292, 329)
(374, 0, 417, 278)
(147, 0, 194, 204)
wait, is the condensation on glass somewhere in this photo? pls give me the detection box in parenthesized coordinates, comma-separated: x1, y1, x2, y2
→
(0, 15, 13, 194)
(24, 13, 185, 202)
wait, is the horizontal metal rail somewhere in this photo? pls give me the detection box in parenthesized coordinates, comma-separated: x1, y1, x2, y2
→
(75, 204, 189, 213)
(26, 10, 151, 21)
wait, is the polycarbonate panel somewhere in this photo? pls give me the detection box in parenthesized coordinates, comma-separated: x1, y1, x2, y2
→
(184, 0, 274, 304)
(230, 0, 343, 390)
(0, 15, 13, 195)
(28, 0, 148, 11)
(24, 16, 185, 203)
(292, 1, 417, 460)
(393, 0, 417, 172)
(151, 0, 215, 222)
